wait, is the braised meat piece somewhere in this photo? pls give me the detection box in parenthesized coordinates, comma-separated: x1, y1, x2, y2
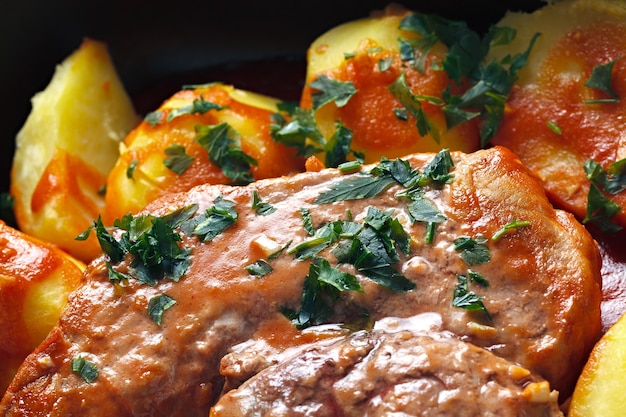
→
(0, 147, 601, 416)
(212, 314, 564, 417)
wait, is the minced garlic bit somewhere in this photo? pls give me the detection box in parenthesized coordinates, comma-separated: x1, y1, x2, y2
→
(508, 364, 531, 380)
(522, 380, 554, 403)
(466, 321, 497, 338)
(36, 354, 54, 369)
(250, 234, 282, 257)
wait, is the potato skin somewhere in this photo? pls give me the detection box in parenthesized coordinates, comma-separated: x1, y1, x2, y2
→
(104, 84, 305, 223)
(0, 220, 84, 393)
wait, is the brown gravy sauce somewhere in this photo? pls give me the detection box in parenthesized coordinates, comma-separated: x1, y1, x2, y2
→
(131, 58, 626, 335)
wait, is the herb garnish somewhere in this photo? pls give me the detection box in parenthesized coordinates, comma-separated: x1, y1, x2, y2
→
(452, 272, 492, 321)
(144, 96, 226, 126)
(163, 144, 195, 175)
(282, 257, 363, 329)
(126, 159, 138, 180)
(492, 218, 530, 241)
(245, 259, 273, 277)
(71, 356, 99, 383)
(148, 294, 176, 325)
(397, 13, 539, 146)
(179, 195, 238, 242)
(309, 75, 358, 111)
(77, 205, 198, 285)
(583, 158, 625, 233)
(454, 236, 491, 265)
(251, 190, 276, 216)
(195, 122, 257, 185)
(584, 57, 622, 104)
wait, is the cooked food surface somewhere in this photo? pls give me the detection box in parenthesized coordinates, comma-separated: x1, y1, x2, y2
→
(212, 314, 563, 417)
(488, 0, 626, 230)
(10, 38, 139, 263)
(299, 5, 480, 164)
(569, 311, 626, 417)
(0, 147, 601, 415)
(0, 221, 84, 393)
(104, 83, 304, 223)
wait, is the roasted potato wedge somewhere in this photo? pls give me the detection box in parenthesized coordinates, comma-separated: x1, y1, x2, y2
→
(104, 83, 305, 222)
(299, 4, 480, 165)
(569, 311, 626, 416)
(0, 220, 85, 392)
(488, 0, 626, 231)
(10, 38, 139, 262)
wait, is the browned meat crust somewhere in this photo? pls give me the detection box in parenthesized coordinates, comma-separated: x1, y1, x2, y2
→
(0, 146, 601, 416)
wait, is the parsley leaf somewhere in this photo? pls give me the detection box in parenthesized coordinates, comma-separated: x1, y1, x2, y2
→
(166, 96, 225, 122)
(147, 294, 176, 325)
(195, 122, 257, 185)
(585, 57, 622, 103)
(269, 107, 325, 157)
(454, 236, 491, 265)
(314, 174, 397, 204)
(452, 274, 492, 321)
(164, 144, 195, 175)
(245, 259, 273, 277)
(583, 182, 622, 233)
(491, 218, 530, 241)
(282, 258, 362, 330)
(126, 159, 138, 180)
(251, 190, 276, 216)
(309, 75, 358, 111)
(300, 207, 316, 236)
(71, 356, 99, 383)
(180, 195, 238, 242)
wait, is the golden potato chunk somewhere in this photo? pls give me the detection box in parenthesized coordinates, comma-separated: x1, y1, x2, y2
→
(0, 220, 84, 393)
(299, 5, 480, 164)
(10, 38, 139, 262)
(104, 83, 305, 222)
(488, 0, 626, 231)
(569, 311, 626, 416)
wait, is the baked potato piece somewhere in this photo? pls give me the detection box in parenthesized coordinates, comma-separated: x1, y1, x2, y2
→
(488, 0, 626, 232)
(10, 38, 139, 262)
(104, 83, 305, 223)
(297, 5, 484, 165)
(0, 220, 85, 393)
(568, 311, 626, 416)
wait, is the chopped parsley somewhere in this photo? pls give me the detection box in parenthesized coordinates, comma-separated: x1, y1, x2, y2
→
(77, 205, 198, 285)
(71, 356, 99, 383)
(163, 144, 195, 175)
(245, 259, 273, 277)
(126, 159, 138, 180)
(166, 96, 225, 122)
(454, 236, 491, 265)
(583, 158, 625, 233)
(546, 120, 562, 135)
(144, 96, 226, 126)
(300, 207, 316, 236)
(452, 272, 492, 321)
(282, 257, 362, 329)
(179, 195, 238, 242)
(491, 218, 530, 241)
(309, 75, 358, 111)
(147, 294, 176, 325)
(195, 122, 257, 185)
(397, 13, 539, 146)
(251, 190, 276, 216)
(584, 57, 622, 104)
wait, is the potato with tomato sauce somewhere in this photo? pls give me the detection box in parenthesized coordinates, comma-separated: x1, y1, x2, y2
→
(104, 83, 305, 223)
(0, 221, 85, 393)
(10, 39, 139, 263)
(488, 0, 626, 232)
(296, 4, 525, 165)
